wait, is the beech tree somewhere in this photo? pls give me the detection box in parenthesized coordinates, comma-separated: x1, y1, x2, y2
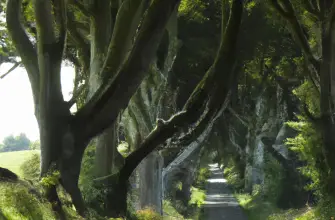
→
(269, 0, 335, 196)
(6, 0, 243, 217)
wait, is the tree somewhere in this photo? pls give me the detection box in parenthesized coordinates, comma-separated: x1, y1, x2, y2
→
(0, 133, 31, 152)
(268, 0, 335, 197)
(6, 0, 243, 217)
(29, 140, 40, 150)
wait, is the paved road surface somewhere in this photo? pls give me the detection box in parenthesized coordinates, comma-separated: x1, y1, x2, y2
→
(202, 164, 248, 220)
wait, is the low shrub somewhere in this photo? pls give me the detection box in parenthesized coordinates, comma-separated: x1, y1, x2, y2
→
(135, 207, 162, 220)
(20, 153, 40, 181)
(194, 167, 211, 189)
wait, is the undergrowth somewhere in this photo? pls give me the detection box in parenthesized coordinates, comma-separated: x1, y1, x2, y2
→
(0, 182, 56, 220)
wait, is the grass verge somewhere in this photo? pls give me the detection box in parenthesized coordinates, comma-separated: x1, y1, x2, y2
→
(0, 150, 39, 176)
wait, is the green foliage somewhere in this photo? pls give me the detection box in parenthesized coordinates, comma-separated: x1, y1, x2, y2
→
(235, 192, 280, 220)
(29, 141, 40, 150)
(179, 0, 211, 23)
(194, 167, 211, 189)
(117, 141, 130, 157)
(135, 207, 162, 220)
(41, 170, 60, 187)
(223, 159, 244, 190)
(0, 182, 56, 220)
(312, 197, 335, 220)
(20, 153, 40, 180)
(188, 187, 206, 208)
(262, 153, 283, 202)
(237, 190, 317, 220)
(286, 80, 325, 196)
(163, 200, 185, 219)
(79, 144, 105, 210)
(0, 133, 31, 152)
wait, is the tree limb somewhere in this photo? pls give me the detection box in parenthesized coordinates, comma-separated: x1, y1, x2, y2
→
(329, 1, 335, 30)
(53, 0, 67, 52)
(118, 111, 187, 180)
(261, 137, 293, 171)
(228, 126, 245, 157)
(0, 62, 21, 79)
(301, 0, 321, 20)
(269, 0, 320, 73)
(6, 0, 40, 101)
(227, 106, 249, 127)
(68, 0, 93, 17)
(99, 0, 151, 81)
(118, 0, 244, 181)
(67, 12, 90, 72)
(74, 0, 181, 139)
(67, 85, 86, 108)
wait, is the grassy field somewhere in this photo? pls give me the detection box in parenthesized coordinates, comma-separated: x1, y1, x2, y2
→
(0, 150, 39, 176)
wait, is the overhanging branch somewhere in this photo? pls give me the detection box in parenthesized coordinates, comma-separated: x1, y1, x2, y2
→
(117, 0, 244, 181)
(228, 106, 249, 127)
(269, 0, 320, 73)
(99, 0, 151, 81)
(0, 62, 21, 79)
(67, 85, 86, 108)
(74, 0, 181, 139)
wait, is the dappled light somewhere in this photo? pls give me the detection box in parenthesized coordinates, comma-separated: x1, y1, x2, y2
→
(203, 164, 247, 219)
(207, 178, 227, 183)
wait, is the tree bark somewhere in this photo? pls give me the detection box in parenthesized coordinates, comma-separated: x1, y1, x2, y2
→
(139, 151, 163, 213)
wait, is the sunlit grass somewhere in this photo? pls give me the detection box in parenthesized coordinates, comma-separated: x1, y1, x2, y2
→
(235, 193, 317, 220)
(0, 182, 56, 220)
(0, 150, 39, 176)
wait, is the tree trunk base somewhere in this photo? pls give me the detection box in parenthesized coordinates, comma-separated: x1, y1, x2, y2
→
(45, 185, 66, 220)
(105, 180, 128, 218)
(60, 176, 87, 217)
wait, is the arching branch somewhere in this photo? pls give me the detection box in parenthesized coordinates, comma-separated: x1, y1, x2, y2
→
(0, 62, 21, 79)
(269, 0, 320, 73)
(74, 0, 182, 139)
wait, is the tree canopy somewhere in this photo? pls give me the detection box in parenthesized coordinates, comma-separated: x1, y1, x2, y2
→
(2, 0, 335, 219)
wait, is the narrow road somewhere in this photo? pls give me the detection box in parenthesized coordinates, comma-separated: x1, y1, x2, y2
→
(202, 164, 248, 220)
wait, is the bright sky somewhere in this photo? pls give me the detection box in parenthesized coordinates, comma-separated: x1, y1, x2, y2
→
(0, 63, 74, 143)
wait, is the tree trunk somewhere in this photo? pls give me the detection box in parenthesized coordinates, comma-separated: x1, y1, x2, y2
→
(139, 151, 163, 213)
(320, 21, 335, 195)
(95, 123, 124, 180)
(59, 132, 87, 216)
(244, 128, 254, 193)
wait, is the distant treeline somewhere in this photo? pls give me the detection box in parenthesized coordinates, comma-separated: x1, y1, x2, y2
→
(0, 133, 39, 152)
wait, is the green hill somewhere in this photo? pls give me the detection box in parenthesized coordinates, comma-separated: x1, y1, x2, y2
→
(0, 150, 40, 176)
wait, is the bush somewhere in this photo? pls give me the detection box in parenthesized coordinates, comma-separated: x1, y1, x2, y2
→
(189, 187, 206, 208)
(135, 207, 162, 220)
(20, 153, 40, 181)
(224, 161, 244, 190)
(194, 167, 211, 189)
